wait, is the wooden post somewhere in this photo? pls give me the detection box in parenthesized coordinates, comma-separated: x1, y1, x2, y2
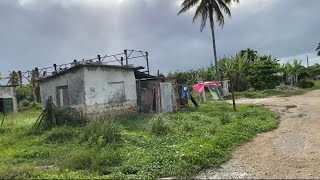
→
(35, 68, 39, 77)
(146, 51, 150, 75)
(124, 50, 128, 66)
(198, 81, 206, 103)
(18, 71, 22, 87)
(231, 81, 237, 111)
(53, 64, 57, 72)
(120, 57, 124, 66)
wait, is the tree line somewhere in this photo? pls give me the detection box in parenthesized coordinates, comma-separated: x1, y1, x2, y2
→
(168, 48, 320, 90)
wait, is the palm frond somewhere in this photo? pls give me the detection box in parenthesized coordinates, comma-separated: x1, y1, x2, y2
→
(178, 0, 201, 14)
(210, 0, 225, 27)
(193, 1, 209, 31)
(217, 0, 231, 17)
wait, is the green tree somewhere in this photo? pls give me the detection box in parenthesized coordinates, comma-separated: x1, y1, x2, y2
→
(284, 60, 304, 85)
(16, 84, 33, 102)
(248, 55, 281, 90)
(239, 48, 258, 62)
(317, 43, 320, 56)
(306, 63, 320, 79)
(220, 54, 249, 111)
(178, 0, 239, 81)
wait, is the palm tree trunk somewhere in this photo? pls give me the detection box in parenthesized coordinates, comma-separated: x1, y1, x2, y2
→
(209, 10, 220, 81)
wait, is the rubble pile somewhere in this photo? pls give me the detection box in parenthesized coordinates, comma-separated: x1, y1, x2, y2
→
(274, 85, 301, 92)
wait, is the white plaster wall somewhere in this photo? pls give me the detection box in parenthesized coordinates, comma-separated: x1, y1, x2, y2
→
(0, 86, 18, 113)
(83, 67, 137, 106)
(39, 68, 85, 109)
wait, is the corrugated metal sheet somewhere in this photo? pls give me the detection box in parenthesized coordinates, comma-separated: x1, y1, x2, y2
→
(160, 83, 173, 113)
(156, 83, 161, 113)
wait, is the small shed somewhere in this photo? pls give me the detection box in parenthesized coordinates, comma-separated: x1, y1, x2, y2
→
(0, 85, 18, 114)
(38, 63, 138, 119)
(137, 78, 181, 113)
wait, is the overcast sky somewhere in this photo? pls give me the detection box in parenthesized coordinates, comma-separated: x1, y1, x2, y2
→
(0, 0, 320, 82)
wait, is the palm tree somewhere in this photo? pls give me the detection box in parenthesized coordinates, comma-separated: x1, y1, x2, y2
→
(284, 60, 303, 85)
(220, 53, 249, 111)
(317, 43, 320, 56)
(239, 48, 258, 61)
(6, 71, 20, 86)
(178, 0, 240, 81)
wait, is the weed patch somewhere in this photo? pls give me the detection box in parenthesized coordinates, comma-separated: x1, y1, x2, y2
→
(0, 102, 279, 179)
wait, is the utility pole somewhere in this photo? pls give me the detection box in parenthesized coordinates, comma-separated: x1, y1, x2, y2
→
(306, 55, 309, 67)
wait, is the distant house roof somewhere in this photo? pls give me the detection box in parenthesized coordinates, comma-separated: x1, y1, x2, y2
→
(37, 62, 155, 83)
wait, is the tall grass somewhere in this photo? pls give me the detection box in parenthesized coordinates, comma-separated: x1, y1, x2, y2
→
(0, 102, 279, 179)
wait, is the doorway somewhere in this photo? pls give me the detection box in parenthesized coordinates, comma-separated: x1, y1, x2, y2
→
(0, 98, 14, 114)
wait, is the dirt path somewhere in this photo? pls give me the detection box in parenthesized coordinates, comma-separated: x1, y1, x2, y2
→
(196, 90, 320, 179)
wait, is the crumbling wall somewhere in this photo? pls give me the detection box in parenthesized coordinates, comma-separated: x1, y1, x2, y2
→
(39, 68, 85, 109)
(83, 67, 137, 118)
(84, 67, 137, 116)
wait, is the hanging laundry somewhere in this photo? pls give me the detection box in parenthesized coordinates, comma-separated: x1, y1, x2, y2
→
(208, 86, 223, 100)
(181, 85, 190, 98)
(192, 81, 223, 101)
(192, 83, 205, 93)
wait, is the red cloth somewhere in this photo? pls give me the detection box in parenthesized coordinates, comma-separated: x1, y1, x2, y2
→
(192, 83, 205, 93)
(192, 81, 221, 93)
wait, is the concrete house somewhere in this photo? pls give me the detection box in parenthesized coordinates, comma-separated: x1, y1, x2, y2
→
(0, 85, 18, 114)
(38, 62, 138, 119)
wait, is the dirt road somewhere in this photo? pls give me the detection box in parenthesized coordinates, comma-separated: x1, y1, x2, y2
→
(196, 90, 320, 179)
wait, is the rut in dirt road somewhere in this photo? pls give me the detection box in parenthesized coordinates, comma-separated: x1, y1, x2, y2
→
(196, 90, 320, 179)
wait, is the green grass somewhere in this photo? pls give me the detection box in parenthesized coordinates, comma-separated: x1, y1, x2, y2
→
(0, 103, 279, 179)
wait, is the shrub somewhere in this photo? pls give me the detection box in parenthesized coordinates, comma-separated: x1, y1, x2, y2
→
(220, 113, 232, 125)
(55, 108, 85, 126)
(36, 105, 85, 131)
(149, 115, 170, 136)
(29, 101, 42, 110)
(82, 118, 123, 145)
(22, 100, 31, 107)
(62, 150, 94, 171)
(62, 148, 123, 174)
(297, 79, 315, 88)
(16, 84, 33, 102)
(45, 126, 76, 143)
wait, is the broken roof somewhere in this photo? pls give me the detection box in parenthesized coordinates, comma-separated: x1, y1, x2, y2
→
(37, 62, 155, 82)
(37, 63, 135, 82)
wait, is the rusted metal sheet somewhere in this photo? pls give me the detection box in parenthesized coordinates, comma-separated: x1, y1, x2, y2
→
(145, 88, 154, 112)
(160, 83, 173, 113)
(139, 88, 154, 113)
(172, 85, 181, 112)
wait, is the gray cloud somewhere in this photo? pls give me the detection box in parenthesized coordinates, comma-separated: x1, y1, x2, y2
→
(0, 0, 320, 84)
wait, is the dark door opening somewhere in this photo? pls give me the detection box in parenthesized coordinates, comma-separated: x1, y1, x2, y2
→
(0, 98, 3, 113)
(0, 98, 13, 114)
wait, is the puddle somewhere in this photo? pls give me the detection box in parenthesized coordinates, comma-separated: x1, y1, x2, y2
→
(289, 113, 309, 119)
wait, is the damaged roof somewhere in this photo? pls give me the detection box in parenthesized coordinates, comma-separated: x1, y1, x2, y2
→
(37, 63, 155, 82)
